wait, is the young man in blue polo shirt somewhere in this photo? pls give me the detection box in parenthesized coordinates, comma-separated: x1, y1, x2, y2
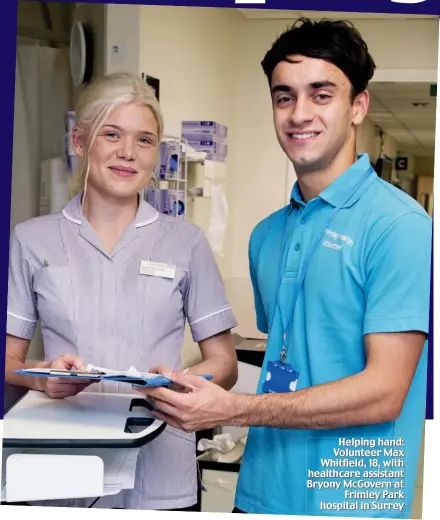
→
(140, 18, 432, 518)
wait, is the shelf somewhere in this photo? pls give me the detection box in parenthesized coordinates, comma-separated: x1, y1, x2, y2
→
(184, 154, 207, 164)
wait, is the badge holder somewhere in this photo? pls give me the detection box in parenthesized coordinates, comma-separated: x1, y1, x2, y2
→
(262, 336, 299, 393)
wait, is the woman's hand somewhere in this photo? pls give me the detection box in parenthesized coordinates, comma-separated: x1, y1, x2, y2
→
(42, 353, 96, 399)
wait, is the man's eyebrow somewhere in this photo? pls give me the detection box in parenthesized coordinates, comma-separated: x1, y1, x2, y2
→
(271, 84, 291, 95)
(310, 81, 337, 90)
(271, 81, 337, 95)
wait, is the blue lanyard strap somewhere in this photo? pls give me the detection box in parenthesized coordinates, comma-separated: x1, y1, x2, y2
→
(276, 167, 374, 363)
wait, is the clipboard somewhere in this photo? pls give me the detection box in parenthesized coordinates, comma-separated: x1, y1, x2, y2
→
(13, 366, 213, 388)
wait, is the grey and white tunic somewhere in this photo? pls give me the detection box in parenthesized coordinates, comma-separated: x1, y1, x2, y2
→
(7, 193, 238, 509)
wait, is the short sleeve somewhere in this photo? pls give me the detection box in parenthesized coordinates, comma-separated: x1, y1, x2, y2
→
(249, 232, 269, 334)
(363, 212, 432, 335)
(184, 229, 238, 342)
(7, 226, 38, 339)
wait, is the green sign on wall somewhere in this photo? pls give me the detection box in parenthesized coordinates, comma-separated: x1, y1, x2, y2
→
(430, 84, 437, 97)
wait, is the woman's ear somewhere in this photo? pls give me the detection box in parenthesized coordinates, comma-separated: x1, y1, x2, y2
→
(72, 127, 85, 157)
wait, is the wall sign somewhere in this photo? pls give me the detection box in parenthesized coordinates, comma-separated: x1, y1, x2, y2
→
(395, 156, 408, 171)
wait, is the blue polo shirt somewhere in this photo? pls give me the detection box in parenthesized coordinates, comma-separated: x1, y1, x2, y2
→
(234, 154, 432, 517)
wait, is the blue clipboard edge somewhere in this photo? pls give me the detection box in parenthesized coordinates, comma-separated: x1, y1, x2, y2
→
(13, 369, 213, 387)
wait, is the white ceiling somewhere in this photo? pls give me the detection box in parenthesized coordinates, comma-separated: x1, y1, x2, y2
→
(236, 9, 437, 20)
(368, 82, 436, 157)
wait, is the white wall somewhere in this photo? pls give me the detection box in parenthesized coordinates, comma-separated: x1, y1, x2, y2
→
(106, 4, 140, 76)
(139, 6, 241, 140)
(349, 19, 438, 73)
(415, 156, 435, 176)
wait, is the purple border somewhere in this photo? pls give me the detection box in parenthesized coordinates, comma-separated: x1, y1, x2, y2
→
(56, 0, 440, 16)
(0, 0, 16, 420)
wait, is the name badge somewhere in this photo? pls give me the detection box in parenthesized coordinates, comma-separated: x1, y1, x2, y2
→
(140, 260, 176, 279)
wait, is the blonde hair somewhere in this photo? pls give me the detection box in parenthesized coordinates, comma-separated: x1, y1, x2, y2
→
(69, 72, 164, 199)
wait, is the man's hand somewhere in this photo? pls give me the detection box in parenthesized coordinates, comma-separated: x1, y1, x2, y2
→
(135, 369, 236, 432)
(148, 364, 189, 393)
(43, 353, 95, 399)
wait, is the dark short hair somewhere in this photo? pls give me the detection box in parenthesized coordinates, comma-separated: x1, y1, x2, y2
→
(261, 18, 376, 100)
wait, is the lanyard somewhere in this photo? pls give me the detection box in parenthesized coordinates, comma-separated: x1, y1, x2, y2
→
(276, 167, 374, 364)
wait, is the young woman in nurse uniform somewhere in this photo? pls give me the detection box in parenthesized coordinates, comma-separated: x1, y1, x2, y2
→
(5, 72, 239, 510)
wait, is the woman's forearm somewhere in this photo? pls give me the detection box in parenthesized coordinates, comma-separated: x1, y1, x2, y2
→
(188, 330, 238, 390)
(186, 355, 238, 390)
(5, 354, 50, 391)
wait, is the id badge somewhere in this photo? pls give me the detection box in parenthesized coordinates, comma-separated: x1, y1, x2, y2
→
(262, 360, 299, 393)
(140, 260, 176, 279)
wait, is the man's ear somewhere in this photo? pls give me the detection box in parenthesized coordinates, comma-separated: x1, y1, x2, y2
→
(352, 90, 369, 127)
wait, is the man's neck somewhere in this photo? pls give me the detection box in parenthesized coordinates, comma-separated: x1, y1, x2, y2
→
(296, 151, 358, 203)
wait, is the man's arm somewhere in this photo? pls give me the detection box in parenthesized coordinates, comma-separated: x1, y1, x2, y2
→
(229, 331, 425, 428)
(141, 330, 425, 431)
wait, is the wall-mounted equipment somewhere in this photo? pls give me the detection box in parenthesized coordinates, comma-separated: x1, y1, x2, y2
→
(69, 21, 94, 86)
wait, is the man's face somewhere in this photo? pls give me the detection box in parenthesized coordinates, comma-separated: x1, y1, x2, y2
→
(270, 55, 368, 174)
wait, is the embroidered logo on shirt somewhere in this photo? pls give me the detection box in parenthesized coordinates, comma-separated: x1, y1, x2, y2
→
(322, 228, 354, 251)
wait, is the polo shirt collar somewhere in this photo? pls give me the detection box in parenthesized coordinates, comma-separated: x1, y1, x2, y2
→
(290, 153, 376, 209)
(62, 192, 159, 228)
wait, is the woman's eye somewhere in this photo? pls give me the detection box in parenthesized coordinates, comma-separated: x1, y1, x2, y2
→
(139, 137, 152, 145)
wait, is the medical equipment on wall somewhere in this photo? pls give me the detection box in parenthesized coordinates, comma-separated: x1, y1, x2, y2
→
(143, 134, 190, 220)
(144, 120, 228, 222)
(65, 110, 76, 172)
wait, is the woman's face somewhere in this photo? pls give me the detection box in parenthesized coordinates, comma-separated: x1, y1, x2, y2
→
(76, 101, 159, 201)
